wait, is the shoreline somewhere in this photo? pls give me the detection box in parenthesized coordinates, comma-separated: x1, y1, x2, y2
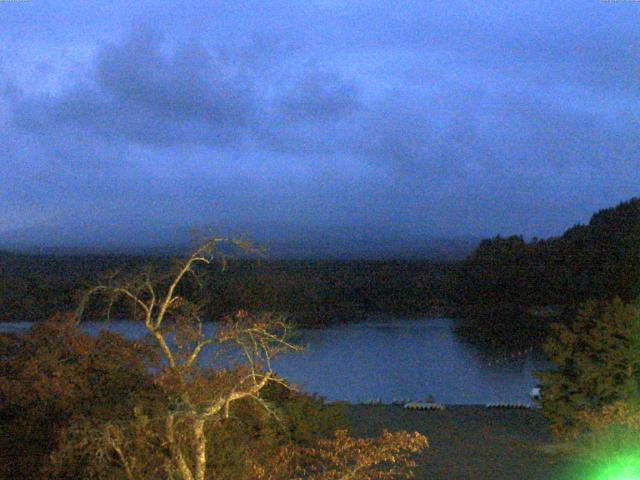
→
(344, 404, 572, 480)
(344, 401, 541, 408)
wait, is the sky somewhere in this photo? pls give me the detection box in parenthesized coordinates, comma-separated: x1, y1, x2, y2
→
(1, 0, 639, 255)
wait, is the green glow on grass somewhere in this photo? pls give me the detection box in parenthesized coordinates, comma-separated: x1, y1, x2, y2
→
(589, 454, 640, 480)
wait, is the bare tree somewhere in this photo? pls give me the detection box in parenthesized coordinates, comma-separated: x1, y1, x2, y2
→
(74, 237, 300, 480)
(70, 236, 428, 480)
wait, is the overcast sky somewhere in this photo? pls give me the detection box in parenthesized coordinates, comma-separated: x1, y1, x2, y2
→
(1, 0, 639, 253)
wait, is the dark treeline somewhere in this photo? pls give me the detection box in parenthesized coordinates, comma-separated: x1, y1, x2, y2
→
(454, 197, 640, 348)
(0, 253, 456, 325)
(458, 197, 640, 306)
(204, 259, 456, 325)
(3, 197, 639, 345)
(0, 253, 162, 322)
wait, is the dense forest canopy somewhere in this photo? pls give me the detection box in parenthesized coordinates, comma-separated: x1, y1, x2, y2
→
(1, 197, 639, 339)
(451, 197, 640, 347)
(0, 254, 454, 325)
(457, 197, 640, 308)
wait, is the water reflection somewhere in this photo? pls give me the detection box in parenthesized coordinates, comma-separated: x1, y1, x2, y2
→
(0, 317, 549, 405)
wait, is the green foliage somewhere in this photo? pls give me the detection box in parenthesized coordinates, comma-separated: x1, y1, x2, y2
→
(457, 235, 532, 305)
(539, 400, 640, 478)
(202, 390, 347, 480)
(535, 298, 640, 438)
(261, 382, 348, 446)
(454, 304, 550, 352)
(572, 401, 640, 464)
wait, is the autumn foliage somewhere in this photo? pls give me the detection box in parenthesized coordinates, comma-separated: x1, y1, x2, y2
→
(0, 237, 428, 479)
(0, 313, 156, 479)
(250, 429, 428, 480)
(298, 429, 428, 480)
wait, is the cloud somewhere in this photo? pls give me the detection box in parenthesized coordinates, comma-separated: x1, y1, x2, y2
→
(9, 29, 365, 153)
(2, 1, 640, 251)
(277, 68, 362, 122)
(12, 29, 258, 147)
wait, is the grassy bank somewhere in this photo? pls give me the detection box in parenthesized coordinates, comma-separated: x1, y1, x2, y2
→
(344, 404, 576, 480)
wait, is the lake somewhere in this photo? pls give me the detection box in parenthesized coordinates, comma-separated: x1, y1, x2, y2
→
(0, 317, 549, 405)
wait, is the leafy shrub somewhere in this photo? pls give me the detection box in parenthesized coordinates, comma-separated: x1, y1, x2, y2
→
(0, 314, 156, 479)
(261, 382, 348, 445)
(535, 298, 640, 438)
(573, 401, 640, 458)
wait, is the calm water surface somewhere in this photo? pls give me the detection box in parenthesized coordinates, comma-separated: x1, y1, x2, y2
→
(1, 317, 548, 405)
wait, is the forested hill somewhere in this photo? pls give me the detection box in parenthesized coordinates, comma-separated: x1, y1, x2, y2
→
(457, 197, 640, 309)
(0, 253, 455, 323)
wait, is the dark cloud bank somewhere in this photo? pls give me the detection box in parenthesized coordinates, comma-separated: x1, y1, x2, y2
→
(1, 1, 639, 257)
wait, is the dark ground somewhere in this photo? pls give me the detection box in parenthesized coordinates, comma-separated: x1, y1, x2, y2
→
(345, 405, 577, 480)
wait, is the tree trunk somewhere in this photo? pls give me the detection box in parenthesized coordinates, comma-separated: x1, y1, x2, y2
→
(166, 414, 195, 480)
(193, 418, 207, 480)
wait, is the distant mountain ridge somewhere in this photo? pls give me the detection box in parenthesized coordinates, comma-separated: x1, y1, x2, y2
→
(0, 223, 479, 260)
